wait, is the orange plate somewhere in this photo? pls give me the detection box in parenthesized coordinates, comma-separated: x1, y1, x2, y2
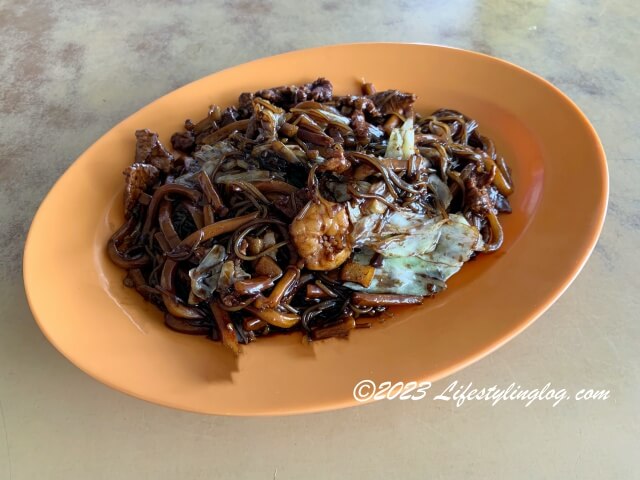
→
(23, 44, 608, 415)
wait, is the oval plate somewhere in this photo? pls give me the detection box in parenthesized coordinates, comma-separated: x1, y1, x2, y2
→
(23, 43, 607, 415)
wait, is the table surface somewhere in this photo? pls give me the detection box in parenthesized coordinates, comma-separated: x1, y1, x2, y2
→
(1, 1, 638, 479)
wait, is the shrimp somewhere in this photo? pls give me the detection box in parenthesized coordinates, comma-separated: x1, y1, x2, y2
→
(290, 197, 351, 271)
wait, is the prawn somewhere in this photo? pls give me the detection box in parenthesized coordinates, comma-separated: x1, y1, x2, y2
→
(290, 197, 352, 271)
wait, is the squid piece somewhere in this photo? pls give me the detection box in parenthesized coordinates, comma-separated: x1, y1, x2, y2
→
(158, 200, 181, 249)
(311, 318, 356, 340)
(482, 210, 504, 252)
(164, 313, 210, 336)
(199, 119, 250, 145)
(234, 276, 275, 296)
(178, 212, 259, 249)
(256, 266, 299, 309)
(246, 306, 300, 329)
(197, 170, 227, 217)
(107, 216, 150, 268)
(210, 302, 240, 355)
(160, 259, 204, 319)
(243, 317, 268, 332)
(305, 284, 332, 300)
(482, 156, 513, 196)
(254, 256, 283, 278)
(251, 180, 298, 195)
(107, 239, 149, 269)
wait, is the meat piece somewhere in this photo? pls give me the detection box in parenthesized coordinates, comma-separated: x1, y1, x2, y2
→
(238, 78, 334, 114)
(326, 126, 344, 144)
(296, 127, 334, 146)
(335, 96, 383, 142)
(335, 95, 381, 116)
(368, 90, 416, 116)
(237, 94, 254, 119)
(461, 164, 496, 215)
(351, 108, 368, 141)
(192, 108, 219, 135)
(273, 195, 297, 220)
(464, 184, 492, 215)
(220, 106, 240, 125)
(134, 129, 174, 173)
(135, 129, 156, 164)
(148, 144, 174, 173)
(123, 163, 159, 218)
(317, 144, 350, 173)
(336, 96, 367, 115)
(193, 109, 224, 144)
(350, 97, 379, 143)
(320, 148, 348, 169)
(178, 155, 201, 175)
(304, 77, 333, 103)
(295, 186, 313, 205)
(356, 97, 379, 116)
(258, 151, 288, 174)
(256, 87, 291, 107)
(273, 187, 313, 219)
(487, 185, 512, 213)
(171, 130, 195, 153)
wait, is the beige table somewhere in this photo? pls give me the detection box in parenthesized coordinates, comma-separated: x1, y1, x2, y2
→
(1, 1, 638, 478)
